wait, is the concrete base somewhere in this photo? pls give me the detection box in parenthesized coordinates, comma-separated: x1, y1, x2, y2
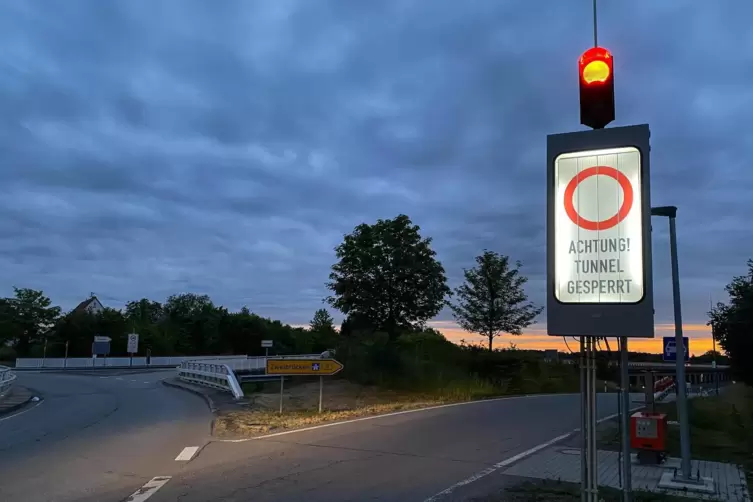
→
(658, 471, 716, 494)
(630, 453, 680, 470)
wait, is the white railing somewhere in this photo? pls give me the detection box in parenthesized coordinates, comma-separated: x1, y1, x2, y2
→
(1, 365, 16, 398)
(178, 361, 244, 399)
(177, 354, 323, 399)
(14, 354, 246, 369)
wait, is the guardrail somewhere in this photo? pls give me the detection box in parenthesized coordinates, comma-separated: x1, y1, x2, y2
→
(1, 365, 16, 398)
(178, 361, 244, 399)
(14, 355, 247, 369)
(177, 354, 323, 399)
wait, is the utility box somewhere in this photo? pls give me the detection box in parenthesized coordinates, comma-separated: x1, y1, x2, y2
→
(630, 412, 667, 452)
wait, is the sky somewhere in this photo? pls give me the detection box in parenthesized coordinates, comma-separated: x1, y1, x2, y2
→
(1, 1, 750, 356)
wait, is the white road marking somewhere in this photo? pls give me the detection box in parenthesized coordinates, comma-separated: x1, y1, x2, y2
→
(123, 476, 171, 502)
(143, 381, 150, 384)
(175, 446, 200, 461)
(0, 397, 43, 422)
(219, 393, 563, 443)
(116, 377, 123, 380)
(422, 406, 644, 501)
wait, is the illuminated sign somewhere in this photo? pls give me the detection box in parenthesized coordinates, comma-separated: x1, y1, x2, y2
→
(554, 147, 644, 304)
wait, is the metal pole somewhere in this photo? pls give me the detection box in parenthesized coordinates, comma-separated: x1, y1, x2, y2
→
(580, 337, 587, 502)
(668, 215, 692, 479)
(617, 365, 622, 489)
(319, 376, 323, 413)
(64, 341, 69, 368)
(42, 338, 47, 367)
(593, 0, 598, 47)
(589, 339, 598, 501)
(279, 376, 284, 415)
(620, 337, 632, 501)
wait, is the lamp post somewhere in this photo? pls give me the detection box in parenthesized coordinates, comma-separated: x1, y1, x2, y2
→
(651, 206, 691, 481)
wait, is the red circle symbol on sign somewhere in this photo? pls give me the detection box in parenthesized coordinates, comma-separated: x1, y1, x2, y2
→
(563, 166, 633, 231)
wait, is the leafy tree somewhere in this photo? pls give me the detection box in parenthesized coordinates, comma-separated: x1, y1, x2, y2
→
(0, 288, 61, 357)
(326, 215, 451, 340)
(310, 308, 335, 333)
(708, 259, 753, 385)
(450, 251, 542, 351)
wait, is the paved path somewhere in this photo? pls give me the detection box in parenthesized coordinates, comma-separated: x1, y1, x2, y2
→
(0, 369, 211, 502)
(148, 393, 640, 502)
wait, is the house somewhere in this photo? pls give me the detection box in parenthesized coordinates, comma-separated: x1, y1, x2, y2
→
(73, 296, 105, 315)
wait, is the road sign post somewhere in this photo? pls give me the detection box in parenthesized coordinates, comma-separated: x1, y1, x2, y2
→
(261, 340, 273, 358)
(266, 358, 344, 415)
(127, 334, 139, 366)
(662, 336, 689, 362)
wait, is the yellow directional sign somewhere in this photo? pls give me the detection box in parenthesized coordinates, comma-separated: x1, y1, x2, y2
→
(266, 358, 344, 376)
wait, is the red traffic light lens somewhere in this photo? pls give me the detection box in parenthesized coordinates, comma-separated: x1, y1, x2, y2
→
(580, 47, 612, 85)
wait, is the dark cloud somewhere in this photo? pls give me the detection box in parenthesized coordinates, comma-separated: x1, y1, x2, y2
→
(0, 0, 750, 332)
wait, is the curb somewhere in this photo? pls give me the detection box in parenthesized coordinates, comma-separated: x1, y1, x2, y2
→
(0, 388, 37, 418)
(161, 379, 217, 413)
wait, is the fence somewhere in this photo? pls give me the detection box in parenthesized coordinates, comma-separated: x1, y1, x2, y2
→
(14, 355, 246, 369)
(1, 365, 16, 398)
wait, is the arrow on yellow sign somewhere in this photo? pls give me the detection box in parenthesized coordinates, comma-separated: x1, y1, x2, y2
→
(266, 358, 344, 376)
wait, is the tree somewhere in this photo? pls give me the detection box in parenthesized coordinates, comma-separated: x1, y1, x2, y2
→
(326, 215, 451, 340)
(310, 308, 335, 333)
(708, 259, 753, 385)
(0, 288, 61, 357)
(450, 251, 542, 351)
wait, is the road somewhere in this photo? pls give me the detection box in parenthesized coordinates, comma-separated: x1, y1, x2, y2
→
(151, 393, 636, 502)
(1, 371, 640, 502)
(0, 369, 210, 502)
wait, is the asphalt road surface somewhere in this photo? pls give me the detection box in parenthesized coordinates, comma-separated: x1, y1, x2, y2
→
(0, 369, 210, 502)
(151, 393, 635, 502)
(1, 372, 641, 502)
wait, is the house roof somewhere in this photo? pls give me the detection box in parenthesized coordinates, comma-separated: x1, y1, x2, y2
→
(73, 296, 101, 314)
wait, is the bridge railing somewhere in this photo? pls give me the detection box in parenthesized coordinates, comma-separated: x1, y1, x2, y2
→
(14, 355, 246, 369)
(178, 360, 244, 399)
(0, 365, 16, 398)
(177, 354, 324, 399)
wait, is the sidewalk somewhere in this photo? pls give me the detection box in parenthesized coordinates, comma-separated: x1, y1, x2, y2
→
(0, 385, 35, 416)
(500, 444, 749, 501)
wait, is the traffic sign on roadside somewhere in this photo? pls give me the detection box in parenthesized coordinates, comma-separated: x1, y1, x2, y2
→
(261, 340, 274, 348)
(127, 333, 139, 354)
(546, 125, 654, 338)
(663, 337, 689, 362)
(266, 358, 344, 376)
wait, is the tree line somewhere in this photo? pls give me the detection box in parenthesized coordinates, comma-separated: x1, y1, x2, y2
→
(0, 214, 542, 362)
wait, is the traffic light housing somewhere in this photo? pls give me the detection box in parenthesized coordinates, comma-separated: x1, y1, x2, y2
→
(579, 47, 615, 130)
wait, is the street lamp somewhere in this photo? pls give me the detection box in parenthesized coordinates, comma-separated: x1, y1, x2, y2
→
(650, 205, 692, 481)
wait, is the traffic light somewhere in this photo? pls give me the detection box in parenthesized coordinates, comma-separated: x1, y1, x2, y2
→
(579, 46, 615, 130)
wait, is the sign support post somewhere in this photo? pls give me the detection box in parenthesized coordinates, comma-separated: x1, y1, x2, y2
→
(619, 337, 632, 501)
(318, 376, 324, 414)
(279, 376, 284, 415)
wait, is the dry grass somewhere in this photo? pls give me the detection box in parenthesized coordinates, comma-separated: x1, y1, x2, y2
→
(213, 379, 455, 437)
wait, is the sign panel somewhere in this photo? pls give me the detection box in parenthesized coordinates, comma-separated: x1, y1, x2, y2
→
(127, 333, 139, 354)
(92, 341, 110, 356)
(662, 337, 689, 362)
(266, 358, 344, 376)
(261, 340, 274, 348)
(547, 125, 654, 338)
(94, 335, 111, 343)
(554, 147, 643, 304)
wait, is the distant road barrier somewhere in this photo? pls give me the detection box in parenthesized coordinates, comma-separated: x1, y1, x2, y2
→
(177, 354, 323, 400)
(14, 355, 247, 370)
(0, 365, 16, 398)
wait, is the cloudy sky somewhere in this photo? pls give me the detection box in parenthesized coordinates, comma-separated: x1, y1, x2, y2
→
(1, 1, 750, 354)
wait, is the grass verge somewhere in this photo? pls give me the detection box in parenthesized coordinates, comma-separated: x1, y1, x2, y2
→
(214, 378, 511, 437)
(475, 480, 697, 501)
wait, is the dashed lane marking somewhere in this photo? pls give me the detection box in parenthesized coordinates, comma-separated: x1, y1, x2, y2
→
(175, 446, 199, 461)
(122, 476, 171, 502)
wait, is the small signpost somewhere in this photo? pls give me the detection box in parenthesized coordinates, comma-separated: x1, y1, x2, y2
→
(127, 334, 139, 366)
(266, 358, 344, 414)
(261, 339, 273, 357)
(662, 336, 689, 362)
(92, 335, 111, 366)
